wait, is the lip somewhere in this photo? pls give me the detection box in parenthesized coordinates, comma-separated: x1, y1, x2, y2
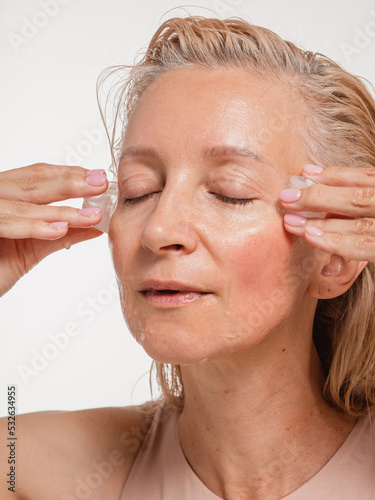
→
(138, 279, 212, 308)
(139, 279, 210, 293)
(140, 290, 211, 307)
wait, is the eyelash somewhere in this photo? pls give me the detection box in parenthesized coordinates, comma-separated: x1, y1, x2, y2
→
(123, 192, 255, 206)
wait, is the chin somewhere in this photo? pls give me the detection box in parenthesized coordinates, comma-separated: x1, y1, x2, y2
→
(127, 324, 219, 365)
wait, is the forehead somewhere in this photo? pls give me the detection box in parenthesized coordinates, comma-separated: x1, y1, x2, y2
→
(127, 66, 301, 122)
(121, 66, 307, 175)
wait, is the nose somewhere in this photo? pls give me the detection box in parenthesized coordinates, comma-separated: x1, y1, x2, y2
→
(140, 185, 200, 256)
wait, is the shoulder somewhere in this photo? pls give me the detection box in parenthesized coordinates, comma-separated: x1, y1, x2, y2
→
(0, 400, 163, 500)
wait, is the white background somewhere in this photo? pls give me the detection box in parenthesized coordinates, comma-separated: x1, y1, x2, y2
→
(1, 0, 374, 417)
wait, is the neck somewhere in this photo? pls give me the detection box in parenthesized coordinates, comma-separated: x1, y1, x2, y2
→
(178, 333, 357, 500)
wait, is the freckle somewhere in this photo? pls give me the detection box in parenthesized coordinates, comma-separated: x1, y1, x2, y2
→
(286, 427, 290, 431)
(224, 390, 229, 394)
(310, 411, 313, 416)
(258, 477, 262, 481)
(206, 427, 210, 431)
(282, 348, 286, 352)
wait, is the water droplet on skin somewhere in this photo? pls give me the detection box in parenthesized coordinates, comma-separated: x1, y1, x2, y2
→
(224, 333, 241, 354)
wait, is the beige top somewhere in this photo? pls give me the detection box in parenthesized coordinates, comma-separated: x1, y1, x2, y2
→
(120, 401, 375, 499)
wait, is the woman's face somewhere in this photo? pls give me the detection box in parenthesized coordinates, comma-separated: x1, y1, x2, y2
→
(109, 67, 316, 365)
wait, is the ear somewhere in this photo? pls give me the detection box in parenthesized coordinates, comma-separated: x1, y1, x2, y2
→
(308, 253, 368, 299)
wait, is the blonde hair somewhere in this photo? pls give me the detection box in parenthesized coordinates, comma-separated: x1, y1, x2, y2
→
(97, 15, 375, 417)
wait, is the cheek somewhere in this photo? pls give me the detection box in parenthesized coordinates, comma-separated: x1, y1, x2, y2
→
(227, 223, 292, 294)
(108, 214, 136, 297)
(222, 222, 303, 339)
(108, 219, 143, 340)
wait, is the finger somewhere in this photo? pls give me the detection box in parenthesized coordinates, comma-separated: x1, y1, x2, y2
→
(284, 215, 375, 238)
(301, 165, 375, 188)
(0, 163, 92, 181)
(279, 184, 375, 218)
(283, 215, 375, 262)
(32, 227, 104, 263)
(0, 216, 71, 240)
(0, 199, 102, 228)
(0, 170, 108, 204)
(303, 229, 374, 263)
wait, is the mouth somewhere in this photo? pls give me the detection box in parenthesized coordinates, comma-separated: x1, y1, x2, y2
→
(138, 279, 212, 306)
(141, 289, 211, 295)
(140, 289, 211, 306)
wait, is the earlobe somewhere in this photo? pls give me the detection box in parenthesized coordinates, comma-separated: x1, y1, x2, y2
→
(309, 254, 368, 299)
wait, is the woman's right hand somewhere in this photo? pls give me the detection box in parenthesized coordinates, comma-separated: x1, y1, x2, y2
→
(0, 163, 109, 297)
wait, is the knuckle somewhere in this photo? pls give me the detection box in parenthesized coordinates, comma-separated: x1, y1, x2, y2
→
(31, 163, 48, 173)
(11, 200, 31, 217)
(31, 218, 41, 230)
(30, 163, 82, 178)
(361, 167, 375, 179)
(64, 172, 83, 189)
(354, 236, 373, 251)
(312, 186, 322, 200)
(350, 187, 375, 209)
(19, 178, 38, 193)
(306, 218, 327, 231)
(0, 217, 12, 228)
(317, 218, 328, 230)
(326, 233, 343, 246)
(56, 206, 74, 219)
(305, 185, 323, 204)
(28, 219, 43, 237)
(354, 217, 374, 235)
(330, 166, 345, 180)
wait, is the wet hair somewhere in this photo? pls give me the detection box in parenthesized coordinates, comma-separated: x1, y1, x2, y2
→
(97, 15, 375, 417)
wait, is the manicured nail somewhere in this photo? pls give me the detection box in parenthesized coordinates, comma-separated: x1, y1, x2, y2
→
(50, 221, 68, 230)
(284, 214, 307, 226)
(87, 169, 106, 175)
(79, 207, 101, 217)
(305, 226, 324, 237)
(303, 164, 323, 175)
(86, 174, 107, 186)
(279, 189, 302, 203)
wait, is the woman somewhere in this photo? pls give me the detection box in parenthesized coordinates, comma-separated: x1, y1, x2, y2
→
(1, 15, 375, 500)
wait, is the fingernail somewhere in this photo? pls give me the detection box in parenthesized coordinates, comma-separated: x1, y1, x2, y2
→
(303, 164, 323, 175)
(87, 169, 106, 175)
(86, 174, 107, 186)
(305, 226, 324, 237)
(79, 207, 101, 217)
(284, 214, 307, 226)
(50, 221, 68, 230)
(279, 189, 302, 203)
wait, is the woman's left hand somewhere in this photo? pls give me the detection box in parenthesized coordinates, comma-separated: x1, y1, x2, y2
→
(279, 164, 375, 263)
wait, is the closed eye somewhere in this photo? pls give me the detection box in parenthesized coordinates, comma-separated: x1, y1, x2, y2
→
(123, 192, 160, 205)
(212, 193, 255, 205)
(123, 192, 255, 206)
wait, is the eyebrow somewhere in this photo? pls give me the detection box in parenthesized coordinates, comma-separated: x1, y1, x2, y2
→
(119, 145, 276, 170)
